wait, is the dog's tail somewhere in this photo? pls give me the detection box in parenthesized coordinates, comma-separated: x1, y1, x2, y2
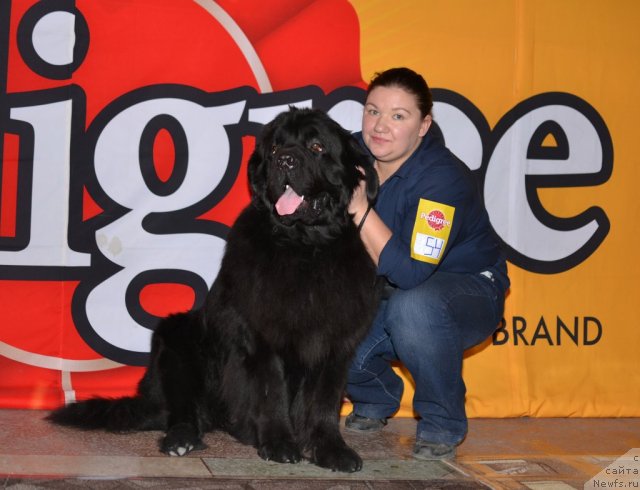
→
(46, 395, 165, 432)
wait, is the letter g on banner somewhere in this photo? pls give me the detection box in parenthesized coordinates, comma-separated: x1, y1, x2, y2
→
(73, 86, 246, 365)
(484, 92, 613, 274)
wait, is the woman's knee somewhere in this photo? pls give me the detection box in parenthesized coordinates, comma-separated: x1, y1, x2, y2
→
(386, 285, 447, 329)
(384, 282, 459, 356)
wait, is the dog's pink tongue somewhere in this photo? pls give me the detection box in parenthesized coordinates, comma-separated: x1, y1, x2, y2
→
(275, 186, 304, 216)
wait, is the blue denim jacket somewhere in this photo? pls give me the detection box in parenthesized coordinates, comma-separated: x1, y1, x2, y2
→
(355, 127, 509, 293)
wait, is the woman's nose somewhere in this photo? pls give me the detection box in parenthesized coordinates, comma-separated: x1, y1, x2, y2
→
(374, 117, 388, 132)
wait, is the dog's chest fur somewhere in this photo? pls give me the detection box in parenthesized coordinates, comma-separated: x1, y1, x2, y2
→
(212, 204, 377, 363)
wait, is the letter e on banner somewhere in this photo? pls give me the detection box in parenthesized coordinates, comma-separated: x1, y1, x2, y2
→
(485, 93, 613, 273)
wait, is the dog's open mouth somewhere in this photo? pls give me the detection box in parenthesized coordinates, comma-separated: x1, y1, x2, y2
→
(275, 185, 305, 216)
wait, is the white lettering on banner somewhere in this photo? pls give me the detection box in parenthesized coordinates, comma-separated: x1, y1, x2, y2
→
(327, 99, 369, 134)
(0, 86, 614, 363)
(432, 89, 612, 275)
(432, 99, 484, 171)
(485, 99, 611, 271)
(0, 93, 90, 267)
(0, 4, 613, 363)
(84, 98, 245, 354)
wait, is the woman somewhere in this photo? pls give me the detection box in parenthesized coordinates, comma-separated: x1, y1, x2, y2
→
(347, 67, 509, 460)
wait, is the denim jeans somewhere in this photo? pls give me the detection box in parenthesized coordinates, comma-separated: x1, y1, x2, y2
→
(346, 269, 506, 446)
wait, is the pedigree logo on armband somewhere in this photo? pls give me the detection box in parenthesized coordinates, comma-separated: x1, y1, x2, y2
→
(411, 199, 455, 264)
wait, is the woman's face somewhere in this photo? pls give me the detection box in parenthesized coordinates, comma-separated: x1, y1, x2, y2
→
(362, 85, 431, 170)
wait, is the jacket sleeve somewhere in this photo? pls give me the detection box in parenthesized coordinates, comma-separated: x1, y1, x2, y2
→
(376, 170, 468, 290)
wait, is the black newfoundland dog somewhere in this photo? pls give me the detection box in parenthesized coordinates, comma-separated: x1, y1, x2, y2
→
(48, 107, 380, 472)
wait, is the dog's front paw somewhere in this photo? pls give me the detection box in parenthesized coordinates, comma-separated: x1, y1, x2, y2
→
(258, 439, 302, 464)
(161, 423, 207, 457)
(312, 443, 362, 473)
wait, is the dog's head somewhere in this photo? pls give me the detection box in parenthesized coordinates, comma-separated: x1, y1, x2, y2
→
(248, 107, 377, 237)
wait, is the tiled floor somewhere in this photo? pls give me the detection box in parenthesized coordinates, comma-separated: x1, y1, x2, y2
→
(0, 409, 638, 489)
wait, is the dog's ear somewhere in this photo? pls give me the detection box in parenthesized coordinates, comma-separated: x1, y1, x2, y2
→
(361, 158, 378, 205)
(247, 149, 264, 199)
(248, 121, 275, 199)
(347, 136, 378, 205)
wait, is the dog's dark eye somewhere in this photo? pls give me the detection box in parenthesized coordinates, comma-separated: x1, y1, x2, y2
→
(271, 145, 278, 155)
(310, 142, 324, 154)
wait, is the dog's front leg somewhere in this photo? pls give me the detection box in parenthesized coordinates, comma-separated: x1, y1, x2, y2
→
(251, 353, 301, 464)
(153, 317, 208, 456)
(304, 362, 363, 472)
(159, 359, 208, 456)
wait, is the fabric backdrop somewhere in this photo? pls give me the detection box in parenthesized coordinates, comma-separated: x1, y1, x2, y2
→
(0, 0, 638, 417)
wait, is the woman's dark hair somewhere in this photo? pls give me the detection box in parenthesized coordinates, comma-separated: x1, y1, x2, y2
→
(366, 67, 433, 118)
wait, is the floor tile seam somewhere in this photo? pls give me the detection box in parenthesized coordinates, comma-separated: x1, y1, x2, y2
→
(443, 459, 475, 478)
(198, 456, 216, 478)
(480, 477, 591, 490)
(202, 457, 476, 481)
(439, 466, 498, 490)
(478, 474, 589, 481)
(0, 453, 610, 484)
(561, 457, 619, 480)
(470, 478, 509, 490)
(0, 455, 473, 482)
(455, 452, 629, 479)
(451, 455, 602, 483)
(449, 470, 590, 486)
(456, 452, 627, 461)
(0, 454, 215, 480)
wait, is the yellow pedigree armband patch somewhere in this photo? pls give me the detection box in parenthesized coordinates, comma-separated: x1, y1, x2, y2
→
(410, 199, 455, 264)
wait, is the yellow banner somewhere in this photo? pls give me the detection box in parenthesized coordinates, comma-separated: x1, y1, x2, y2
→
(349, 0, 640, 417)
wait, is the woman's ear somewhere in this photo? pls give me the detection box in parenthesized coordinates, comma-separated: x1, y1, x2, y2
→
(419, 114, 432, 137)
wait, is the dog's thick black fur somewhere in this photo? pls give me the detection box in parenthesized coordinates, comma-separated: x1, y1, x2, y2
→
(48, 108, 380, 472)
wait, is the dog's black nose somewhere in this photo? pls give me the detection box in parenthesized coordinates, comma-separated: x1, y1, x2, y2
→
(276, 153, 295, 170)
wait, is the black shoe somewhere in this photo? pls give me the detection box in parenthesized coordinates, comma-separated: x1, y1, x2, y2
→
(412, 440, 456, 460)
(345, 412, 387, 433)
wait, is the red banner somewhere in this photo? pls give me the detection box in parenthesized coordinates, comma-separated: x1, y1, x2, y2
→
(0, 0, 365, 409)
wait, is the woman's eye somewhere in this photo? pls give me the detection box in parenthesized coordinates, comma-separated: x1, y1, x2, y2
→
(392, 113, 404, 120)
(310, 142, 324, 153)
